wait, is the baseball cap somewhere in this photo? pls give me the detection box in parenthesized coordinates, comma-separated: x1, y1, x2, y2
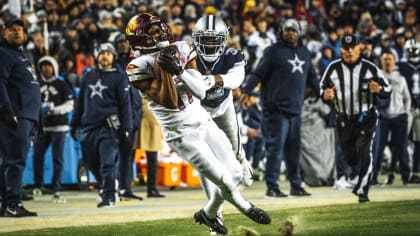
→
(282, 18, 300, 34)
(341, 34, 359, 48)
(3, 17, 24, 29)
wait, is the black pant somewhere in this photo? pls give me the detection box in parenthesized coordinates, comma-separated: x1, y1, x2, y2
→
(336, 110, 377, 196)
(146, 151, 158, 191)
(33, 131, 66, 191)
(80, 127, 119, 202)
(118, 131, 135, 193)
(0, 119, 35, 207)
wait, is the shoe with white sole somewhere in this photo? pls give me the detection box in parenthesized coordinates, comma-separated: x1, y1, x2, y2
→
(333, 176, 353, 190)
(4, 203, 37, 217)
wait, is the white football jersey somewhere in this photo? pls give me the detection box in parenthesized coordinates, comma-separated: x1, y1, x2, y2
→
(127, 41, 211, 140)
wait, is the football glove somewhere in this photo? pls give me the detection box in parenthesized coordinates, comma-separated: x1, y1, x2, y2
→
(158, 46, 184, 75)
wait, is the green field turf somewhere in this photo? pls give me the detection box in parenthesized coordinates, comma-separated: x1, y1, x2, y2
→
(3, 199, 419, 236)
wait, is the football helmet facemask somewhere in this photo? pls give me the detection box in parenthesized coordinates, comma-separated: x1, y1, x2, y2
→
(192, 15, 229, 62)
(125, 13, 171, 52)
(404, 38, 420, 63)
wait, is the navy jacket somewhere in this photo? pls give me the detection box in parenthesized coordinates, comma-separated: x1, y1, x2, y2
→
(0, 37, 41, 123)
(242, 40, 319, 115)
(71, 66, 133, 131)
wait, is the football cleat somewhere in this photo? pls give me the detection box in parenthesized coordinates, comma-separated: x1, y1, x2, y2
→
(194, 209, 228, 235)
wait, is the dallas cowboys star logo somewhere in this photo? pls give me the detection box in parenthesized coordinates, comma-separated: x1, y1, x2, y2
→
(88, 80, 108, 99)
(288, 54, 306, 74)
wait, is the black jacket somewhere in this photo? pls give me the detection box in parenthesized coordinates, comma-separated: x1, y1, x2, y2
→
(242, 40, 319, 115)
(0, 37, 41, 123)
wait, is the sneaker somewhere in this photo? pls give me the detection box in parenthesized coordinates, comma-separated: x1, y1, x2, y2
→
(358, 194, 370, 203)
(97, 201, 115, 208)
(119, 191, 143, 201)
(402, 176, 409, 186)
(4, 203, 37, 217)
(32, 187, 43, 196)
(147, 189, 165, 198)
(194, 209, 228, 235)
(348, 176, 359, 186)
(290, 187, 311, 196)
(409, 174, 420, 183)
(243, 204, 271, 224)
(240, 159, 254, 186)
(52, 192, 67, 204)
(265, 188, 288, 198)
(385, 174, 394, 185)
(333, 176, 353, 190)
(32, 187, 53, 196)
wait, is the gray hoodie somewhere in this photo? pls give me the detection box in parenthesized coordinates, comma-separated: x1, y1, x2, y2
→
(382, 70, 411, 118)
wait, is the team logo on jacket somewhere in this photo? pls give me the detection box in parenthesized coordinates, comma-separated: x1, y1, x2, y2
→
(288, 54, 305, 74)
(89, 80, 108, 99)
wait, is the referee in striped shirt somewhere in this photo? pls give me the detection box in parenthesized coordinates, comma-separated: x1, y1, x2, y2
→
(320, 34, 391, 203)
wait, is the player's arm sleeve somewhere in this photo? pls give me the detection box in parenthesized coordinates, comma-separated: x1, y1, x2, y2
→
(218, 60, 246, 89)
(178, 68, 206, 99)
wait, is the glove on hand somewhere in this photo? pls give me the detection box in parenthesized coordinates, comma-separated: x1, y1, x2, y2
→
(158, 46, 183, 75)
(1, 106, 18, 131)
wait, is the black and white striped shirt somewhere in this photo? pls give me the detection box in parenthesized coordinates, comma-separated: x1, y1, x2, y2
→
(320, 58, 391, 117)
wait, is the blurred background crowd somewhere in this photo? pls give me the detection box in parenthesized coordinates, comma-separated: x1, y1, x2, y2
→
(1, 0, 419, 189)
(0, 0, 418, 88)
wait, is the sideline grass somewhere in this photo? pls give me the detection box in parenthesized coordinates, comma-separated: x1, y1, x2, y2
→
(3, 199, 419, 236)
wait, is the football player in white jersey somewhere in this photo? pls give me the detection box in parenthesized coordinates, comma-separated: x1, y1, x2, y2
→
(193, 15, 254, 188)
(124, 13, 270, 235)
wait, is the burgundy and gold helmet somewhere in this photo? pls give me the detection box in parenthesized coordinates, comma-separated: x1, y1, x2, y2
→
(125, 13, 171, 52)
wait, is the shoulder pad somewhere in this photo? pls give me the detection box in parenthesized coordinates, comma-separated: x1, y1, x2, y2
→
(126, 56, 155, 82)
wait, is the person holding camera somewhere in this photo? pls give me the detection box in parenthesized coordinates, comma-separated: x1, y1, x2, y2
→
(71, 43, 132, 208)
(320, 34, 391, 203)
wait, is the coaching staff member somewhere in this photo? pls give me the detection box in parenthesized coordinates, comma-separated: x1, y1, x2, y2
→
(320, 34, 391, 203)
(240, 19, 319, 198)
(71, 43, 132, 208)
(0, 18, 41, 217)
